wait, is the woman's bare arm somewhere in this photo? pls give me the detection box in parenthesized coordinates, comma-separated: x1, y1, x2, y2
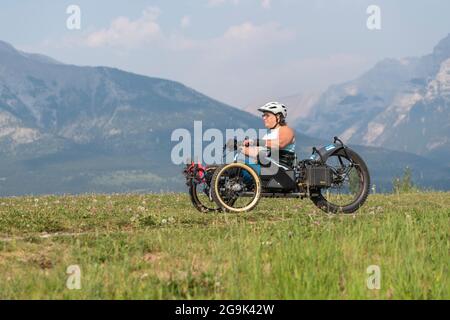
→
(265, 126, 295, 149)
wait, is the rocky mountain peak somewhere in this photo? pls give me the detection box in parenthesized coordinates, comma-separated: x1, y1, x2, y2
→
(295, 34, 450, 164)
(0, 40, 18, 54)
(432, 33, 450, 62)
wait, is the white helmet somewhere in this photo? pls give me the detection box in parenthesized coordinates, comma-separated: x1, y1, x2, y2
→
(257, 101, 287, 118)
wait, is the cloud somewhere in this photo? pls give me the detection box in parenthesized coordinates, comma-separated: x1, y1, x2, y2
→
(35, 11, 308, 107)
(222, 22, 291, 42)
(207, 0, 226, 6)
(261, 0, 271, 9)
(207, 0, 270, 9)
(166, 34, 197, 51)
(59, 7, 294, 56)
(180, 15, 191, 29)
(206, 22, 294, 60)
(163, 21, 294, 59)
(207, 0, 240, 7)
(85, 7, 162, 48)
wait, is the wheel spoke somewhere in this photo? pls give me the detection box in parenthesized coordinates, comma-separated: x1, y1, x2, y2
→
(212, 164, 261, 212)
(189, 167, 220, 212)
(322, 154, 364, 207)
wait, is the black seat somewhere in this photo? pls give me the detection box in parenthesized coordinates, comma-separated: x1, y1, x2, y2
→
(279, 149, 296, 168)
(253, 148, 297, 169)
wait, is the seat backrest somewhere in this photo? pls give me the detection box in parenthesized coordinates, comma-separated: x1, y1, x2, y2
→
(279, 149, 296, 169)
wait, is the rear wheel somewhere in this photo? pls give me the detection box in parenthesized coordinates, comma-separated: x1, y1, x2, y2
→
(311, 148, 370, 213)
(211, 162, 261, 213)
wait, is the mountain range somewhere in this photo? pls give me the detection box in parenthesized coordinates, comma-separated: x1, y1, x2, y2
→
(244, 91, 322, 121)
(0, 39, 449, 195)
(295, 34, 450, 165)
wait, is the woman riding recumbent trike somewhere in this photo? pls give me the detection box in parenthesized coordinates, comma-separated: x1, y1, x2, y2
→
(183, 136, 370, 214)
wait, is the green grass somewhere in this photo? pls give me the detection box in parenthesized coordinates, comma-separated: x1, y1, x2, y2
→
(0, 192, 448, 299)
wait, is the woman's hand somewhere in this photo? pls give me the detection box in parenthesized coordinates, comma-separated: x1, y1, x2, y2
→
(243, 139, 254, 147)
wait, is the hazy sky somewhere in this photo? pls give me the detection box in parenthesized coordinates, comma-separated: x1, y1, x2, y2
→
(1, 0, 450, 107)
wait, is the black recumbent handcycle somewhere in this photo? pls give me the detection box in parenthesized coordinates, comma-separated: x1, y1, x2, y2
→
(183, 136, 370, 213)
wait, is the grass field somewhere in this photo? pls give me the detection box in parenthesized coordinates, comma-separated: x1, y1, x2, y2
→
(0, 192, 448, 299)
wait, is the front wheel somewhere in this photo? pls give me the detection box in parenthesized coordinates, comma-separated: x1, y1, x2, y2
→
(188, 166, 221, 213)
(310, 148, 370, 213)
(211, 162, 262, 213)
